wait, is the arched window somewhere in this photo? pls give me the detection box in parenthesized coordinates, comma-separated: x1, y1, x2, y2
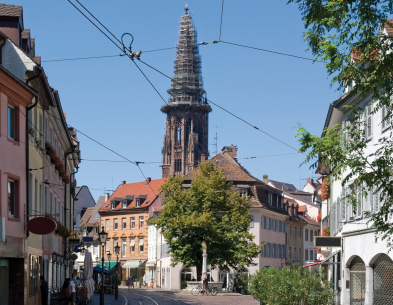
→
(350, 256, 365, 304)
(219, 268, 232, 290)
(176, 124, 182, 145)
(373, 254, 393, 304)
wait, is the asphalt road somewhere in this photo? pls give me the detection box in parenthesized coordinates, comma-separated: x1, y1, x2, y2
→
(122, 289, 260, 305)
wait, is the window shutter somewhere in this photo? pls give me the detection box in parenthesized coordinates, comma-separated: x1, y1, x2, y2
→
(373, 186, 379, 213)
(261, 216, 263, 228)
(341, 188, 346, 222)
(283, 245, 287, 259)
(365, 103, 372, 141)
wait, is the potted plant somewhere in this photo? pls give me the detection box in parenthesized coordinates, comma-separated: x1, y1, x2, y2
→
(121, 277, 127, 286)
(237, 272, 249, 295)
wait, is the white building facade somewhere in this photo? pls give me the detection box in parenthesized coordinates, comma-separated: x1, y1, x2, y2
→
(321, 69, 393, 304)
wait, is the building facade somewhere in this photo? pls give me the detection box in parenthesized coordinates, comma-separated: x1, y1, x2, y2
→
(0, 4, 80, 304)
(317, 21, 393, 305)
(161, 6, 211, 178)
(98, 179, 164, 285)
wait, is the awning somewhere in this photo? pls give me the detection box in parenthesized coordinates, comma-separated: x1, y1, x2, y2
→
(146, 261, 156, 267)
(130, 239, 135, 247)
(93, 266, 109, 274)
(97, 261, 117, 269)
(320, 250, 341, 264)
(139, 239, 144, 245)
(122, 260, 144, 269)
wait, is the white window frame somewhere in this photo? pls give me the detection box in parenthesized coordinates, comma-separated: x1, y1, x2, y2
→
(136, 199, 140, 207)
(114, 218, 118, 230)
(131, 217, 135, 229)
(122, 201, 127, 209)
(130, 239, 135, 253)
(249, 215, 254, 228)
(106, 219, 110, 231)
(122, 218, 126, 230)
(365, 102, 373, 141)
(122, 239, 126, 257)
(139, 216, 144, 229)
(382, 104, 391, 131)
(139, 238, 144, 253)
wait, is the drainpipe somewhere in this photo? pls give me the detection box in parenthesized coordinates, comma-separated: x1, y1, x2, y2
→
(25, 67, 42, 238)
(70, 165, 79, 231)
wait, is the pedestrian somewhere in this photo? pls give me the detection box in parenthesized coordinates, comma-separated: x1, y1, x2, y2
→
(63, 278, 71, 305)
(201, 272, 208, 296)
(161, 276, 164, 289)
(191, 276, 196, 281)
(127, 275, 132, 290)
(40, 275, 48, 305)
(76, 276, 80, 286)
(131, 275, 135, 289)
(143, 274, 148, 289)
(232, 277, 237, 293)
(69, 277, 77, 305)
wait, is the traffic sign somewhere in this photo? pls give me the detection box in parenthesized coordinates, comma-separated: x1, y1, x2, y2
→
(305, 261, 314, 265)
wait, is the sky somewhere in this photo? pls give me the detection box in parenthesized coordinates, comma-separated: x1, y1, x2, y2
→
(15, 0, 339, 201)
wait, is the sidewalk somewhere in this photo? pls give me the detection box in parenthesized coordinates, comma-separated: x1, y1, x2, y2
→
(90, 293, 125, 305)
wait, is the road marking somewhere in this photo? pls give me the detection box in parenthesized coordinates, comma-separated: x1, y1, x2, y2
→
(132, 292, 159, 305)
(121, 293, 128, 305)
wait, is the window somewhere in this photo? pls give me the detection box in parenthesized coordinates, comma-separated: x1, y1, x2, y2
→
(264, 216, 268, 229)
(82, 226, 87, 236)
(268, 193, 272, 205)
(139, 216, 144, 229)
(131, 217, 135, 229)
(261, 216, 264, 228)
(136, 199, 140, 207)
(275, 219, 279, 231)
(29, 255, 40, 296)
(289, 225, 291, 237)
(299, 248, 301, 261)
(272, 244, 275, 258)
(294, 226, 296, 238)
(114, 219, 118, 230)
(122, 201, 127, 208)
(310, 230, 314, 241)
(299, 227, 302, 238)
(294, 247, 296, 260)
(8, 179, 17, 218)
(174, 159, 182, 173)
(122, 218, 126, 230)
(266, 243, 270, 258)
(94, 244, 98, 255)
(239, 188, 248, 197)
(122, 239, 126, 257)
(276, 196, 279, 207)
(111, 202, 115, 210)
(315, 230, 318, 237)
(176, 124, 182, 144)
(305, 249, 308, 261)
(44, 186, 48, 214)
(249, 215, 254, 228)
(310, 250, 313, 261)
(106, 240, 110, 252)
(365, 103, 373, 140)
(355, 186, 363, 218)
(8, 105, 17, 140)
(305, 229, 308, 241)
(106, 219, 110, 231)
(289, 247, 291, 259)
(382, 104, 391, 131)
(139, 238, 144, 253)
(283, 245, 287, 259)
(279, 220, 283, 232)
(130, 239, 135, 253)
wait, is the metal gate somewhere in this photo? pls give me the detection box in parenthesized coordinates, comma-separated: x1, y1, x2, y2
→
(373, 254, 393, 305)
(350, 256, 365, 305)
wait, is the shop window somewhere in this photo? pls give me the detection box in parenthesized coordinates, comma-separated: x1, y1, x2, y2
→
(29, 255, 40, 296)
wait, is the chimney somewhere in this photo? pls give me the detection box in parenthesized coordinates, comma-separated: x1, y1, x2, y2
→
(231, 144, 237, 159)
(263, 174, 269, 184)
(307, 178, 314, 184)
(146, 177, 151, 184)
(201, 154, 206, 162)
(105, 193, 110, 201)
(121, 181, 126, 186)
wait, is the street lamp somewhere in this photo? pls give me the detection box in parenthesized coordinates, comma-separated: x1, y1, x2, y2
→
(51, 252, 57, 288)
(114, 245, 120, 299)
(98, 226, 108, 305)
(107, 252, 112, 285)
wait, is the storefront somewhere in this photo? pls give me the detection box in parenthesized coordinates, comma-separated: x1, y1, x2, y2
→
(122, 261, 146, 284)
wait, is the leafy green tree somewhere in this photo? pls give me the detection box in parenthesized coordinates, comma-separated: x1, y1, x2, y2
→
(290, 0, 393, 246)
(149, 161, 261, 272)
(248, 267, 334, 305)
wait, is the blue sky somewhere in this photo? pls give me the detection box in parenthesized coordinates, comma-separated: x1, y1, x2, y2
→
(16, 0, 339, 200)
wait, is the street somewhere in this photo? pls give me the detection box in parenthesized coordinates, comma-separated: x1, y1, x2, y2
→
(121, 289, 259, 305)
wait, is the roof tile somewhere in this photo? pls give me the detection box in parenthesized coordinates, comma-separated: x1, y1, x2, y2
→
(0, 4, 23, 17)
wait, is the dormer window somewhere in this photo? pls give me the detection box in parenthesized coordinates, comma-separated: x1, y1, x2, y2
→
(111, 202, 115, 210)
(82, 226, 87, 237)
(122, 201, 127, 209)
(238, 188, 248, 197)
(136, 199, 140, 207)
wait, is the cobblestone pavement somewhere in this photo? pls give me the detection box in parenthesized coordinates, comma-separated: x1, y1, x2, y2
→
(120, 287, 260, 305)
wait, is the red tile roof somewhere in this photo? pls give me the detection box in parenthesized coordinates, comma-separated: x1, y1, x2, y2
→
(99, 178, 166, 212)
(298, 205, 307, 213)
(381, 19, 393, 36)
(298, 214, 320, 227)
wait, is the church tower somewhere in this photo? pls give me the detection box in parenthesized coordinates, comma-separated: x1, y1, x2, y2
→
(161, 5, 211, 178)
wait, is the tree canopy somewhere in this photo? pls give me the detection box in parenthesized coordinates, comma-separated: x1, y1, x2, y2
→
(290, 0, 393, 246)
(149, 161, 261, 270)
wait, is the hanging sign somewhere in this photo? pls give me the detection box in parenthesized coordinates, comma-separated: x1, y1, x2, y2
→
(27, 217, 57, 235)
(83, 237, 93, 242)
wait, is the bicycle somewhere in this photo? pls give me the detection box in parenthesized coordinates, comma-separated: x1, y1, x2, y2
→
(192, 284, 218, 296)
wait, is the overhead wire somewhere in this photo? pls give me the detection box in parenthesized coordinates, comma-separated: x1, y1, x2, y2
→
(219, 0, 224, 41)
(238, 152, 301, 159)
(137, 58, 302, 153)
